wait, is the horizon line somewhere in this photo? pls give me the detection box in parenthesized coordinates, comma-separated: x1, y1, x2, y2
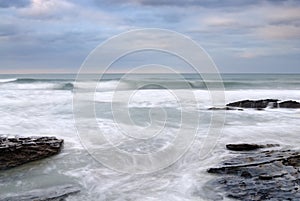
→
(1, 72, 300, 75)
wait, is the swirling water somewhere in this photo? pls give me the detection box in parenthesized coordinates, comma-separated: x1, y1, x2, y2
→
(0, 73, 300, 200)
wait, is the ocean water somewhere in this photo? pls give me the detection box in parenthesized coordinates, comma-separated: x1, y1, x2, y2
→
(0, 73, 300, 200)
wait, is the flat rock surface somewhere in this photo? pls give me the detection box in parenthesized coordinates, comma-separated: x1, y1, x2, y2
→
(0, 136, 63, 170)
(0, 184, 80, 201)
(206, 145, 300, 200)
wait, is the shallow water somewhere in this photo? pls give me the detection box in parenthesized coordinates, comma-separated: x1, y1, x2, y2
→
(0, 74, 299, 200)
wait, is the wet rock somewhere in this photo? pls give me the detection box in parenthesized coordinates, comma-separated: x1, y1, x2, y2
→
(226, 99, 300, 109)
(206, 147, 300, 200)
(226, 143, 279, 151)
(226, 99, 279, 109)
(279, 100, 300, 108)
(0, 184, 80, 201)
(0, 136, 63, 170)
(208, 107, 243, 111)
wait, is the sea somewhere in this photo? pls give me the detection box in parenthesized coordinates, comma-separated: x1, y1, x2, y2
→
(0, 73, 299, 200)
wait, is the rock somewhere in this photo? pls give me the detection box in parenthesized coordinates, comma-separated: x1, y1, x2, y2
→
(226, 99, 279, 109)
(279, 100, 300, 108)
(208, 107, 243, 111)
(206, 147, 300, 200)
(0, 184, 80, 201)
(226, 143, 279, 151)
(0, 136, 63, 170)
(225, 99, 300, 109)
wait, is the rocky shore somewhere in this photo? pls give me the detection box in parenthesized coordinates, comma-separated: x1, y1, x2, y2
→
(0, 136, 64, 170)
(0, 136, 81, 200)
(206, 144, 300, 200)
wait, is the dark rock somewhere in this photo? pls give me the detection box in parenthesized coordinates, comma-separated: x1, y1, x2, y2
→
(279, 100, 300, 108)
(226, 99, 300, 109)
(206, 148, 300, 200)
(226, 99, 279, 109)
(0, 136, 63, 170)
(226, 143, 279, 151)
(208, 107, 243, 111)
(0, 184, 80, 201)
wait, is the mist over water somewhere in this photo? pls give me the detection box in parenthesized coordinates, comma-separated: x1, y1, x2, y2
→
(0, 73, 300, 200)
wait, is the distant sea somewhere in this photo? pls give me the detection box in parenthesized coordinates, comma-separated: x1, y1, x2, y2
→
(0, 73, 300, 200)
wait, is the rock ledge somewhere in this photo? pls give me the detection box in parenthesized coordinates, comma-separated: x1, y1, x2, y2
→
(206, 144, 300, 200)
(0, 136, 63, 170)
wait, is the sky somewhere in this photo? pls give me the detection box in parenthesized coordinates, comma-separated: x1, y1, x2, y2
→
(0, 0, 299, 73)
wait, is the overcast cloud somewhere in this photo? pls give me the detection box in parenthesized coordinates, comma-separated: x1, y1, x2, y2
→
(0, 0, 299, 73)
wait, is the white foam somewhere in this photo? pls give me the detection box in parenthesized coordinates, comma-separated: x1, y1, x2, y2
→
(1, 80, 300, 200)
(0, 78, 17, 83)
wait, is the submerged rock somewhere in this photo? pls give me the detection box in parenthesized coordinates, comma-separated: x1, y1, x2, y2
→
(0, 136, 63, 170)
(206, 145, 300, 200)
(226, 143, 279, 151)
(0, 184, 80, 201)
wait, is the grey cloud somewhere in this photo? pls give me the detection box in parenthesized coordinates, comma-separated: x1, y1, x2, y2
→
(0, 0, 31, 8)
(0, 24, 18, 37)
(269, 19, 300, 27)
(158, 13, 184, 23)
(0, 0, 299, 73)
(135, 0, 259, 7)
(92, 0, 294, 8)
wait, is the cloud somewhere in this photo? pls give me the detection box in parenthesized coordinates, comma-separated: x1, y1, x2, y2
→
(0, 0, 30, 8)
(19, 0, 75, 19)
(236, 49, 274, 58)
(90, 0, 294, 8)
(257, 25, 300, 40)
(0, 24, 18, 37)
(266, 7, 300, 26)
(100, 0, 260, 8)
(17, 0, 122, 28)
(0, 0, 299, 73)
(203, 17, 237, 27)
